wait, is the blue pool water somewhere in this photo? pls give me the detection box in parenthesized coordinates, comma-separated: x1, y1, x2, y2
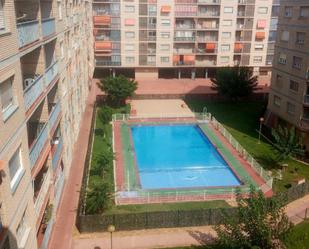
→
(130, 124, 241, 189)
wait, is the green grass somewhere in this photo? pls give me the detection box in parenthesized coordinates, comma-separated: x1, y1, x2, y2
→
(186, 99, 309, 193)
(105, 200, 229, 215)
(284, 220, 309, 249)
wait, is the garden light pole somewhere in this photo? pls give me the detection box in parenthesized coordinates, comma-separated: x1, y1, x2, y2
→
(107, 225, 115, 249)
(258, 117, 264, 144)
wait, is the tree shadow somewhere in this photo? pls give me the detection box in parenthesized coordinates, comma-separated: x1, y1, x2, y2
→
(187, 230, 216, 246)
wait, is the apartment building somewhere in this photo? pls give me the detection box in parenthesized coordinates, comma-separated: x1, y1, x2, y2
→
(266, 0, 309, 148)
(0, 0, 94, 249)
(93, 0, 279, 79)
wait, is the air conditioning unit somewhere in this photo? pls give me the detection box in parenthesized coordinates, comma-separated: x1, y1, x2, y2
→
(23, 78, 34, 89)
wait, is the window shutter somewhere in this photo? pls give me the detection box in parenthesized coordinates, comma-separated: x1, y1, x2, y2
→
(0, 1, 5, 30)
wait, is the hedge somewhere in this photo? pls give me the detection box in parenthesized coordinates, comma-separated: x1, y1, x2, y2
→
(76, 208, 237, 233)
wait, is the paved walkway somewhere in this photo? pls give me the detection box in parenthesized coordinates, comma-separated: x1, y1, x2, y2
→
(131, 99, 194, 118)
(48, 83, 99, 249)
(73, 195, 309, 249)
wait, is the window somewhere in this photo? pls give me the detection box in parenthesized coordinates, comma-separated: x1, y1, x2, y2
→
(221, 32, 231, 39)
(60, 41, 64, 58)
(124, 44, 134, 52)
(221, 44, 230, 52)
(9, 147, 23, 190)
(124, 18, 135, 26)
(300, 7, 309, 18)
(57, 2, 62, 20)
(0, 0, 5, 31)
(222, 19, 232, 26)
(258, 7, 268, 14)
(224, 7, 233, 13)
(160, 44, 170, 51)
(296, 32, 305, 44)
(255, 44, 264, 50)
(0, 77, 14, 113)
(293, 56, 302, 69)
(274, 95, 281, 107)
(16, 210, 29, 247)
(268, 31, 277, 42)
(160, 32, 170, 38)
(289, 80, 299, 92)
(281, 31, 289, 41)
(125, 32, 135, 38)
(275, 74, 283, 87)
(160, 57, 169, 63)
(287, 102, 296, 115)
(253, 56, 263, 63)
(125, 56, 135, 63)
(125, 5, 135, 13)
(278, 53, 287, 64)
(147, 55, 156, 63)
(284, 6, 292, 17)
(220, 56, 229, 63)
(161, 19, 170, 26)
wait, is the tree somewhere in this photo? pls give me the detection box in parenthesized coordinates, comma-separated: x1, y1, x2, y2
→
(215, 186, 291, 249)
(272, 125, 305, 162)
(97, 75, 137, 106)
(211, 66, 258, 101)
(86, 176, 112, 214)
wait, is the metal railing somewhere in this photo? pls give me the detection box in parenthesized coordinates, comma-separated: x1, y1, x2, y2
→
(29, 123, 49, 169)
(42, 18, 56, 38)
(52, 137, 63, 170)
(17, 20, 40, 48)
(23, 75, 44, 111)
(34, 168, 51, 215)
(210, 116, 273, 189)
(45, 61, 59, 88)
(48, 102, 61, 132)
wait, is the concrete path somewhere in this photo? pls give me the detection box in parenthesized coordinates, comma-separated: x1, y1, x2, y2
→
(74, 226, 216, 249)
(285, 194, 309, 224)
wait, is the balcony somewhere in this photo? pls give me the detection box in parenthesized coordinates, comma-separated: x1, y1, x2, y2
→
(174, 37, 195, 42)
(24, 75, 44, 111)
(42, 18, 56, 38)
(34, 168, 51, 215)
(45, 61, 59, 88)
(52, 137, 63, 171)
(48, 102, 61, 132)
(17, 20, 40, 48)
(29, 124, 49, 169)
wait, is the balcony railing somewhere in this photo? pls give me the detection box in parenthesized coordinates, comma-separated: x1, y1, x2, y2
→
(29, 124, 49, 169)
(52, 138, 63, 171)
(34, 168, 51, 215)
(17, 20, 40, 48)
(41, 217, 54, 249)
(95, 60, 121, 66)
(45, 61, 59, 88)
(48, 102, 61, 132)
(174, 37, 195, 42)
(54, 170, 65, 209)
(23, 75, 44, 111)
(42, 18, 56, 38)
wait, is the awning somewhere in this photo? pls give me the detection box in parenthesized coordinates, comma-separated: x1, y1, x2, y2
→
(234, 43, 243, 50)
(125, 18, 135, 26)
(257, 20, 267, 29)
(184, 55, 195, 63)
(173, 55, 180, 63)
(95, 41, 112, 50)
(93, 16, 111, 25)
(206, 43, 216, 51)
(256, 32, 265, 39)
(161, 6, 171, 13)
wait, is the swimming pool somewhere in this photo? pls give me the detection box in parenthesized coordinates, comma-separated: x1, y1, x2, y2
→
(130, 124, 241, 189)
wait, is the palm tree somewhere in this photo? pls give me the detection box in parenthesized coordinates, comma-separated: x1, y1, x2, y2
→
(272, 125, 305, 161)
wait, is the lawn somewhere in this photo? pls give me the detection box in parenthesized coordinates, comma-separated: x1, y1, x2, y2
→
(88, 103, 229, 214)
(186, 99, 309, 193)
